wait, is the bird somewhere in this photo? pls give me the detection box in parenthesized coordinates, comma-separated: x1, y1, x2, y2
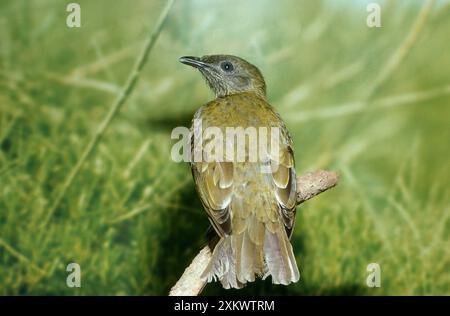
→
(180, 54, 299, 289)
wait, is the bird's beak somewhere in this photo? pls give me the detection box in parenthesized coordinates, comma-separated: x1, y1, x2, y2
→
(179, 56, 210, 69)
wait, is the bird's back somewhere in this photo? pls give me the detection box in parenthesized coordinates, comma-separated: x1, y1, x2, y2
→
(190, 92, 299, 288)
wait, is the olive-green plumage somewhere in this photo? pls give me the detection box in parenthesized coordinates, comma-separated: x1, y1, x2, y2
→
(180, 55, 299, 289)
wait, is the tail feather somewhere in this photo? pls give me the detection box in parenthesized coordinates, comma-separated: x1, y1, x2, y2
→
(263, 227, 300, 284)
(202, 224, 299, 289)
(238, 230, 264, 283)
(201, 237, 243, 289)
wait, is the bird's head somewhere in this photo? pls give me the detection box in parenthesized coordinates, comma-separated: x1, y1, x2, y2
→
(179, 54, 266, 99)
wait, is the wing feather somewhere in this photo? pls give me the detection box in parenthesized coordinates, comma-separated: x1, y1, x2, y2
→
(192, 159, 234, 236)
(270, 146, 297, 238)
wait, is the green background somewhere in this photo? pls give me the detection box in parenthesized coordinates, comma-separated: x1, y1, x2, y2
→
(0, 0, 449, 295)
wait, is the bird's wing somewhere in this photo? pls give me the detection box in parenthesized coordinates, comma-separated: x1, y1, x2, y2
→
(268, 142, 297, 238)
(191, 160, 233, 237)
(190, 125, 233, 237)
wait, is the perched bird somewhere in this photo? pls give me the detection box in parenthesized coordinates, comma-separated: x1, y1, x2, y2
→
(180, 55, 299, 289)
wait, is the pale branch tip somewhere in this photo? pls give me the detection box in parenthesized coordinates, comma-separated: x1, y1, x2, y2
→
(169, 169, 339, 296)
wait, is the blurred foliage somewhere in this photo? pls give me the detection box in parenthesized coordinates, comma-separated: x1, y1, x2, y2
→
(0, 0, 449, 295)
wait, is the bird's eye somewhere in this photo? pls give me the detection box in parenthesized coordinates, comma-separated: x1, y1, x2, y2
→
(220, 61, 234, 72)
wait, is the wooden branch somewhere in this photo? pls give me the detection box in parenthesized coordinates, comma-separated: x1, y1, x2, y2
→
(169, 170, 339, 296)
(295, 170, 339, 204)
